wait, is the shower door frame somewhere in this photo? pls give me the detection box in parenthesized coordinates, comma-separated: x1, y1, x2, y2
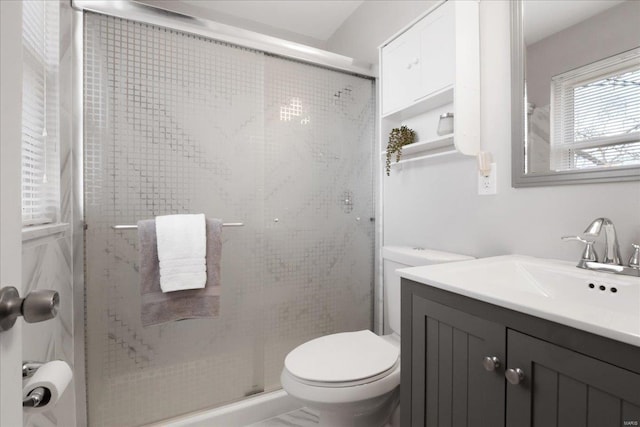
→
(71, 6, 88, 427)
(70, 0, 374, 77)
(70, 2, 382, 425)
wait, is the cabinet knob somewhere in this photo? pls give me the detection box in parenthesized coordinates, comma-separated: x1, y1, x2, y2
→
(482, 356, 501, 371)
(406, 58, 420, 70)
(505, 368, 525, 385)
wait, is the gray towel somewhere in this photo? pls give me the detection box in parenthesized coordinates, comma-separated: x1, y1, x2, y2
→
(138, 218, 222, 326)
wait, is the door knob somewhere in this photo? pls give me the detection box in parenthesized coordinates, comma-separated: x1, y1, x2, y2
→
(482, 356, 501, 371)
(505, 368, 525, 385)
(0, 286, 59, 332)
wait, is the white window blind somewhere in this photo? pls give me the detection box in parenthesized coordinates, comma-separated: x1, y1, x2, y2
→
(22, 0, 59, 226)
(550, 48, 640, 172)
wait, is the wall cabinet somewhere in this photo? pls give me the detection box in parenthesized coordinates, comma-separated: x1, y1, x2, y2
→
(379, 0, 480, 164)
(381, 28, 420, 115)
(416, 5, 455, 100)
(401, 279, 640, 427)
(381, 2, 454, 114)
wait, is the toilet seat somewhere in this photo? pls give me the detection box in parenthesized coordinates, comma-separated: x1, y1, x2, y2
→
(284, 330, 399, 387)
(281, 360, 401, 406)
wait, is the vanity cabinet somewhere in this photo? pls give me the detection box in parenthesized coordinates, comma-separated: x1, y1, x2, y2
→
(409, 296, 505, 426)
(507, 330, 640, 426)
(379, 0, 480, 164)
(401, 279, 640, 427)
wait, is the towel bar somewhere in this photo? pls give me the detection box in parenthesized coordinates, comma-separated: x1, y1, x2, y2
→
(111, 222, 243, 230)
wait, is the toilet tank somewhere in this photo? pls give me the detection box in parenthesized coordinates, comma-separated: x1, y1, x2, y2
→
(382, 246, 474, 335)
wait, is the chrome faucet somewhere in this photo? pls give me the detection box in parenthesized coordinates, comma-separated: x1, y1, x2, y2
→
(562, 217, 639, 277)
(583, 217, 622, 265)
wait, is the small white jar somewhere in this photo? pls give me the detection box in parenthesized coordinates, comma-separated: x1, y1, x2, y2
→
(437, 112, 454, 136)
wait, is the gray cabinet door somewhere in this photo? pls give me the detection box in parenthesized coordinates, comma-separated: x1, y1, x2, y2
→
(409, 296, 506, 427)
(506, 330, 640, 427)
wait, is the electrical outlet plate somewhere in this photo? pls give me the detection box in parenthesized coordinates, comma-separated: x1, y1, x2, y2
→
(478, 162, 497, 195)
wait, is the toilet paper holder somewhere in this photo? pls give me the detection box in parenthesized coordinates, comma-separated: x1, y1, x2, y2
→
(23, 361, 45, 378)
(22, 359, 73, 411)
(23, 387, 49, 408)
(22, 361, 49, 408)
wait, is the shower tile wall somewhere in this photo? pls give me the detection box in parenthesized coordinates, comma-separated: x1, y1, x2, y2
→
(83, 12, 374, 426)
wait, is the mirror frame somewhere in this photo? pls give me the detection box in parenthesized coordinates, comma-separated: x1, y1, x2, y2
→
(510, 0, 640, 187)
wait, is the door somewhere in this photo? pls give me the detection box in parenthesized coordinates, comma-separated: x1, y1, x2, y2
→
(1, 1, 24, 425)
(506, 330, 640, 427)
(416, 0, 455, 100)
(381, 28, 420, 115)
(408, 296, 506, 427)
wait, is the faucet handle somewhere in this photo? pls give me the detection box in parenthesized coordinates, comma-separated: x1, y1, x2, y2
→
(561, 235, 598, 262)
(629, 244, 640, 269)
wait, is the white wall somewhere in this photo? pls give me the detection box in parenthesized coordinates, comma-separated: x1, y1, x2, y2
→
(526, 1, 640, 108)
(332, 0, 640, 262)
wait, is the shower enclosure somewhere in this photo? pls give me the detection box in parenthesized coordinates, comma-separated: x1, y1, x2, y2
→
(81, 10, 375, 427)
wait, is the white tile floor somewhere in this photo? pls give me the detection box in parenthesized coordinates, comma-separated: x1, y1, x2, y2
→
(247, 408, 319, 427)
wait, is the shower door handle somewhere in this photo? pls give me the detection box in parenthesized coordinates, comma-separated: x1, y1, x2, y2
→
(0, 286, 59, 332)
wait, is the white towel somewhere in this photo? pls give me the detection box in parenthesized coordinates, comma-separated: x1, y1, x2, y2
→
(156, 214, 207, 292)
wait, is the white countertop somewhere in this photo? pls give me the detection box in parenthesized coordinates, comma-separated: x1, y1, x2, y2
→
(398, 255, 640, 347)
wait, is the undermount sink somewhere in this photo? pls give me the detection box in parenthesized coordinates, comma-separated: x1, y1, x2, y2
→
(398, 255, 640, 346)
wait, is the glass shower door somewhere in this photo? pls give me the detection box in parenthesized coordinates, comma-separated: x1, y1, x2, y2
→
(83, 11, 375, 426)
(84, 13, 268, 425)
(260, 57, 376, 389)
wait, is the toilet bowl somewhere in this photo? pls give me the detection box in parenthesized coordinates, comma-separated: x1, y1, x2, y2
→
(281, 246, 474, 427)
(281, 331, 400, 427)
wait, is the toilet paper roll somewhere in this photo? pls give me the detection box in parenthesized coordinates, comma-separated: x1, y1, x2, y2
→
(22, 360, 73, 413)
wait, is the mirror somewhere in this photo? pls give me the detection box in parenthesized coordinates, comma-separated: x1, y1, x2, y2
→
(511, 0, 640, 187)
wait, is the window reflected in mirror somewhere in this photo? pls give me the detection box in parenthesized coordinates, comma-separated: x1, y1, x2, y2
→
(523, 0, 640, 175)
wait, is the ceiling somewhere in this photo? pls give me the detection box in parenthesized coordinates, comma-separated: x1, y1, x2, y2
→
(179, 0, 364, 42)
(524, 0, 625, 45)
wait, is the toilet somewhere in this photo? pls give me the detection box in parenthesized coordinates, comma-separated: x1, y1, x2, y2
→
(281, 246, 474, 427)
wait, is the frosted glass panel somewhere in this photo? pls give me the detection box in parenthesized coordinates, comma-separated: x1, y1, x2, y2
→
(261, 57, 376, 388)
(83, 12, 374, 426)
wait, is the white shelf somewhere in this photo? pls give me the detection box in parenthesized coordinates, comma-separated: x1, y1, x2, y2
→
(383, 134, 454, 159)
(395, 149, 460, 165)
(381, 85, 454, 121)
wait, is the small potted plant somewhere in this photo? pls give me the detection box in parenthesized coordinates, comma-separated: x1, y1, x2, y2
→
(385, 126, 416, 176)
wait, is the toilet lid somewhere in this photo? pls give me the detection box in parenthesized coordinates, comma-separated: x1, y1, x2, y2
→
(284, 330, 399, 383)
